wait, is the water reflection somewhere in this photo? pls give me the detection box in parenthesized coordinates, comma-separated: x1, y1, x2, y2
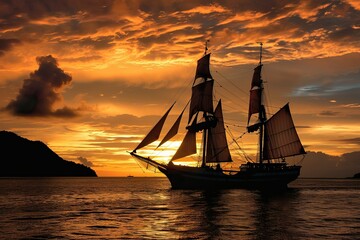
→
(162, 189, 254, 239)
(252, 189, 301, 240)
(192, 190, 226, 239)
(162, 188, 302, 240)
(1, 178, 358, 239)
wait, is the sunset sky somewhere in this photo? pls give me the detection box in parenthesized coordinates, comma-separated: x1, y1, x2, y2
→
(1, 0, 359, 177)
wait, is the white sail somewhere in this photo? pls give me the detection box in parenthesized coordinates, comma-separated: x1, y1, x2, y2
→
(263, 103, 305, 160)
(134, 103, 174, 151)
(206, 100, 232, 163)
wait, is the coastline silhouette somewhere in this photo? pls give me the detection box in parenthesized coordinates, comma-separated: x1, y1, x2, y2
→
(0, 130, 97, 177)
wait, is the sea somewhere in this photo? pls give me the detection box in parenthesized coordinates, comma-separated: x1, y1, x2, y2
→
(0, 177, 359, 240)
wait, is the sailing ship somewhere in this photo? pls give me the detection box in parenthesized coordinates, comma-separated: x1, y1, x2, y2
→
(130, 43, 306, 190)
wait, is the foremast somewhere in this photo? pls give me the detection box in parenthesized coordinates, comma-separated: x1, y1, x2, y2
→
(132, 42, 232, 168)
(185, 41, 231, 167)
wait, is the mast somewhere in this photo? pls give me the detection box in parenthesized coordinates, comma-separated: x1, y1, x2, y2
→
(172, 42, 232, 165)
(257, 42, 266, 164)
(204, 40, 209, 55)
(202, 119, 207, 167)
(201, 40, 210, 167)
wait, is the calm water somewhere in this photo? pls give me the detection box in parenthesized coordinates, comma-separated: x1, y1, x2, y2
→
(0, 178, 359, 240)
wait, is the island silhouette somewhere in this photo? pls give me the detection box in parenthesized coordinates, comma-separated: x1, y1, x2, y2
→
(0, 130, 97, 177)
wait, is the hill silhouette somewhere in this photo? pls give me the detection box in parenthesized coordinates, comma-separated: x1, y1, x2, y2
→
(0, 130, 97, 177)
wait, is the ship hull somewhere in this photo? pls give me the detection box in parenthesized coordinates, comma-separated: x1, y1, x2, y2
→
(158, 164, 301, 190)
(130, 152, 301, 190)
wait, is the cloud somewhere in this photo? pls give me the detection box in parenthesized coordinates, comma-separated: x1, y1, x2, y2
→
(77, 156, 94, 167)
(341, 103, 360, 108)
(0, 38, 21, 56)
(0, 0, 359, 72)
(318, 110, 339, 116)
(181, 3, 228, 15)
(4, 55, 77, 117)
(301, 151, 360, 178)
(345, 0, 360, 10)
(293, 69, 360, 100)
(336, 137, 360, 145)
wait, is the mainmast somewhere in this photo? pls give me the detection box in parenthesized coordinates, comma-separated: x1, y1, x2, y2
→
(247, 43, 267, 164)
(171, 42, 232, 166)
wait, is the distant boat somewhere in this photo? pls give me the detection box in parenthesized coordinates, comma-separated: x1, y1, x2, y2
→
(127, 175, 134, 178)
(130, 43, 306, 190)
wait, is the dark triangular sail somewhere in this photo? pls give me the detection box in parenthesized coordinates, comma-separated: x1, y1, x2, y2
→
(134, 103, 174, 151)
(206, 100, 232, 163)
(171, 128, 197, 161)
(157, 108, 185, 148)
(263, 103, 305, 160)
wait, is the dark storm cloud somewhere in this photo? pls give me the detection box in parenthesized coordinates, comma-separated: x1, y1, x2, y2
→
(0, 38, 21, 56)
(5, 55, 77, 117)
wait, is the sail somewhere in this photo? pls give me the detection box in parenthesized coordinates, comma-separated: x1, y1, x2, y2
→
(251, 65, 262, 88)
(206, 100, 232, 163)
(189, 80, 214, 122)
(157, 108, 184, 148)
(171, 130, 196, 161)
(195, 53, 212, 80)
(189, 54, 214, 122)
(247, 65, 263, 124)
(247, 88, 261, 124)
(263, 103, 306, 160)
(134, 103, 174, 151)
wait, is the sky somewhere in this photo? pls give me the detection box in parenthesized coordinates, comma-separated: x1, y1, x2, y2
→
(0, 0, 359, 177)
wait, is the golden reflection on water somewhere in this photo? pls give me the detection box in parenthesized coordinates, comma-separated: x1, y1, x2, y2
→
(0, 178, 359, 239)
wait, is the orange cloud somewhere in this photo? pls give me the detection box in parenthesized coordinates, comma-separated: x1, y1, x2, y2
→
(181, 3, 228, 15)
(344, 0, 360, 10)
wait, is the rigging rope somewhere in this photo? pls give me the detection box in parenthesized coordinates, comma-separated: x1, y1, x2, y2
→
(226, 126, 254, 163)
